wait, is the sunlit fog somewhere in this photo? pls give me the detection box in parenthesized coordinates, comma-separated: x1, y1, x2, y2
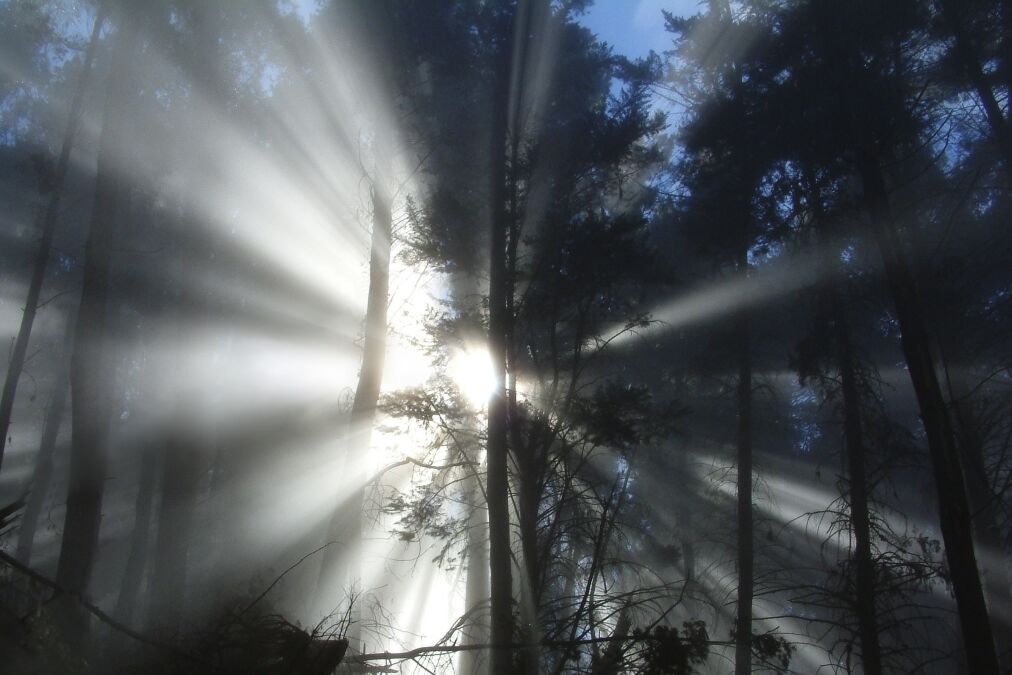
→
(0, 0, 1010, 673)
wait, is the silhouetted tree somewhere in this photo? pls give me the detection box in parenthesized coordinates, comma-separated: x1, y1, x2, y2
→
(56, 2, 141, 626)
(0, 4, 105, 472)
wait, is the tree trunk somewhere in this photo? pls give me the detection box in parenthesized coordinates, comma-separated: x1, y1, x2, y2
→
(114, 446, 158, 626)
(733, 292, 753, 675)
(832, 297, 883, 675)
(939, 0, 1012, 177)
(145, 5, 226, 633)
(55, 4, 140, 608)
(859, 155, 1000, 674)
(455, 273, 491, 675)
(0, 5, 106, 472)
(460, 454, 491, 675)
(315, 157, 392, 645)
(15, 348, 70, 564)
(507, 3, 543, 669)
(487, 22, 516, 673)
(807, 167, 885, 673)
(516, 454, 541, 673)
(945, 370, 1012, 672)
(148, 431, 202, 635)
(675, 443, 696, 585)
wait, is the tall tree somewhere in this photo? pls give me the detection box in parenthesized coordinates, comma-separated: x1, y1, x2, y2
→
(314, 150, 393, 636)
(55, 0, 141, 612)
(147, 0, 226, 635)
(312, 4, 402, 647)
(936, 0, 1012, 176)
(14, 320, 73, 564)
(667, 5, 772, 670)
(770, 1, 1001, 669)
(114, 445, 158, 626)
(813, 190, 885, 675)
(0, 4, 106, 472)
(485, 9, 515, 672)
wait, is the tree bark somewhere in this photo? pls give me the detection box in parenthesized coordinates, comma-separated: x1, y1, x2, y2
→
(315, 156, 392, 646)
(733, 290, 753, 675)
(506, 4, 544, 670)
(675, 442, 696, 585)
(15, 335, 71, 564)
(56, 3, 140, 607)
(0, 5, 106, 472)
(808, 168, 885, 673)
(148, 430, 202, 634)
(945, 370, 1012, 672)
(939, 0, 1012, 178)
(460, 453, 491, 675)
(114, 446, 158, 626)
(456, 273, 491, 675)
(832, 296, 884, 675)
(145, 4, 225, 633)
(487, 21, 516, 674)
(859, 155, 1000, 674)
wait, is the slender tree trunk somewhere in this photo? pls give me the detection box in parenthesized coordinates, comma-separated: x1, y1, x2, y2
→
(675, 442, 696, 585)
(859, 155, 1000, 674)
(460, 453, 491, 675)
(315, 156, 392, 646)
(945, 370, 1012, 671)
(807, 169, 885, 673)
(516, 451, 541, 673)
(0, 5, 106, 472)
(146, 384, 206, 634)
(148, 430, 202, 634)
(56, 4, 140, 608)
(144, 333, 207, 632)
(669, 366, 696, 585)
(517, 462, 539, 601)
(733, 289, 753, 675)
(939, 0, 1012, 177)
(811, 4, 998, 664)
(15, 335, 71, 564)
(832, 297, 884, 675)
(506, 4, 543, 669)
(146, 5, 225, 633)
(486, 1, 545, 668)
(487, 23, 516, 673)
(454, 273, 491, 675)
(114, 446, 158, 626)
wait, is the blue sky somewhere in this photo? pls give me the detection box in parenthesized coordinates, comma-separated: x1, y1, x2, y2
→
(579, 0, 701, 59)
(286, 1, 700, 60)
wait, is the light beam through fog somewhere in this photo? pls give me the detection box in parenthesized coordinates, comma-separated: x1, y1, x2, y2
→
(0, 1, 1008, 674)
(602, 245, 828, 349)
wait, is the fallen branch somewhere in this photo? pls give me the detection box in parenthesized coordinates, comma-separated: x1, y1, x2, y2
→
(348, 635, 734, 664)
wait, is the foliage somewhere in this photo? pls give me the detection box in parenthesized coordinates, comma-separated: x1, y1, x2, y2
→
(2, 0, 1011, 672)
(632, 621, 709, 675)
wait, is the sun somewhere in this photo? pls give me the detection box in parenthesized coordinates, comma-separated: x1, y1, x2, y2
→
(448, 345, 497, 408)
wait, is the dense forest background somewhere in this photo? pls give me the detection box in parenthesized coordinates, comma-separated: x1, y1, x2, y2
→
(0, 0, 1009, 673)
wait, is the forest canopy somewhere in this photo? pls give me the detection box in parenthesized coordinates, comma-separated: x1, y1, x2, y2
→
(0, 1, 1009, 673)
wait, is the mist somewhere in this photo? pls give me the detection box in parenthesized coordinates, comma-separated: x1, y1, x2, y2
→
(0, 1, 1009, 673)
